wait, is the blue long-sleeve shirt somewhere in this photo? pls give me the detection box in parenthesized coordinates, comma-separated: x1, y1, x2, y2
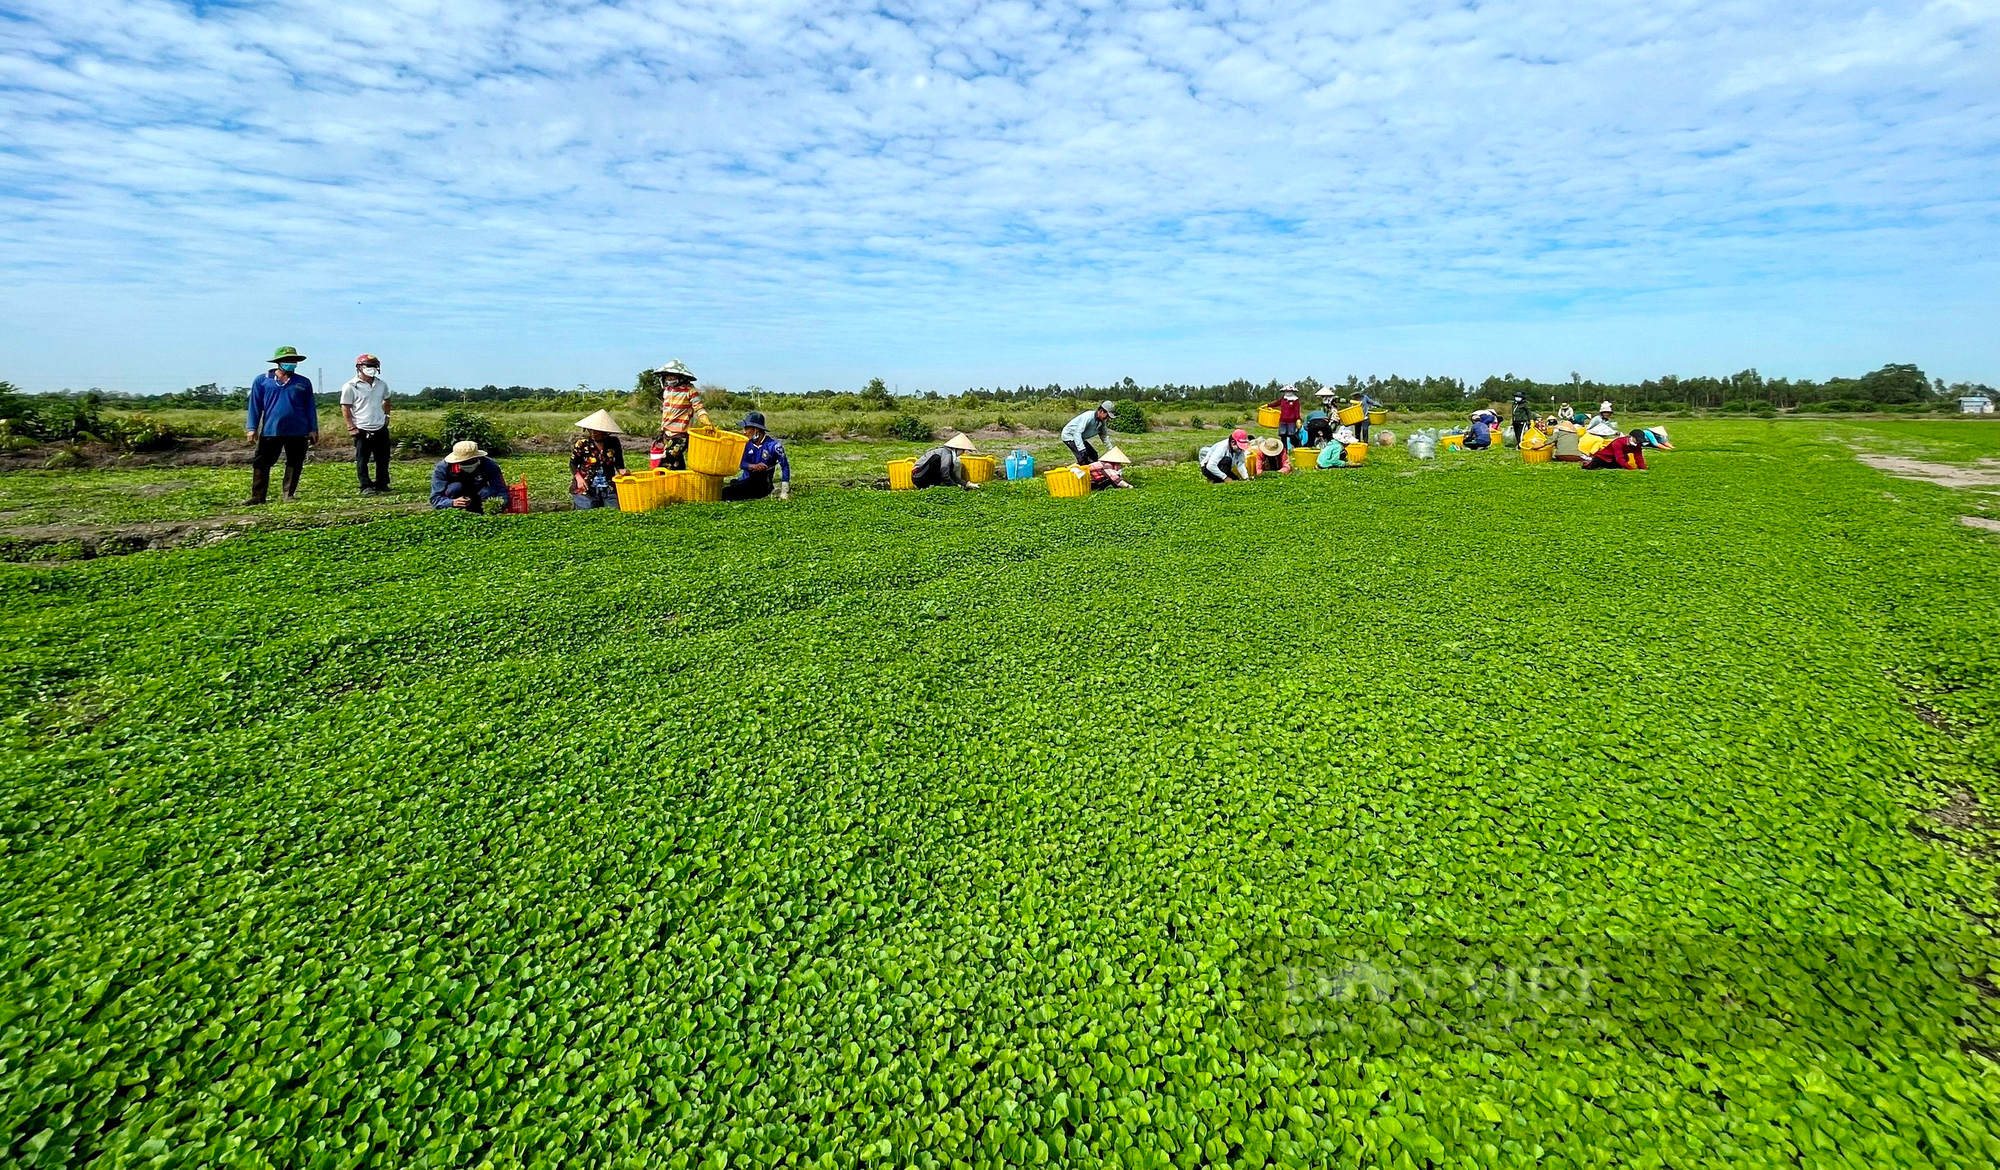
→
(738, 434, 790, 483)
(430, 456, 508, 508)
(246, 372, 319, 437)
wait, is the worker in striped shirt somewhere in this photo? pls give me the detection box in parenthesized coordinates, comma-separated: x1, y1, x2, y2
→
(654, 360, 711, 471)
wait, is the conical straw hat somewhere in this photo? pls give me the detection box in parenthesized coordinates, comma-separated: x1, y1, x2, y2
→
(1100, 446, 1132, 465)
(574, 409, 623, 434)
(945, 432, 977, 452)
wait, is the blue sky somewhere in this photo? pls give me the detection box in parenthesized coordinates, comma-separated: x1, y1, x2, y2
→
(1, 0, 1996, 394)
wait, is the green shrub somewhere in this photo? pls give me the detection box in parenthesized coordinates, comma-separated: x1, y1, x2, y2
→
(889, 413, 932, 442)
(1719, 399, 1748, 413)
(114, 413, 181, 452)
(437, 405, 509, 455)
(1111, 401, 1149, 433)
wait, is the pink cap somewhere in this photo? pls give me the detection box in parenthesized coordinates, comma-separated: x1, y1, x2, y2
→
(1230, 428, 1250, 444)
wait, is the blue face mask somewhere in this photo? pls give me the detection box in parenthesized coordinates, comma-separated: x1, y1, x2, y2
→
(278, 363, 298, 373)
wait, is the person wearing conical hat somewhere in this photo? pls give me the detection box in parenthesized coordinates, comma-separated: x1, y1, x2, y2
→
(243, 345, 320, 505)
(653, 360, 710, 471)
(1304, 389, 1338, 447)
(569, 409, 627, 510)
(911, 432, 982, 490)
(1085, 446, 1137, 490)
(429, 439, 511, 513)
(340, 353, 393, 495)
(1275, 385, 1303, 449)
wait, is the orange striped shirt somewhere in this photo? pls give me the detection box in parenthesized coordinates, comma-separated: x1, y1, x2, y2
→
(659, 384, 705, 434)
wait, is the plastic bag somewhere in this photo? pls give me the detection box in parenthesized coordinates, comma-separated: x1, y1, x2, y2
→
(505, 479, 531, 513)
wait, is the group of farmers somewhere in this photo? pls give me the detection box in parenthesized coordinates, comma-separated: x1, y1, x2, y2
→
(241, 346, 1670, 510)
(240, 349, 790, 511)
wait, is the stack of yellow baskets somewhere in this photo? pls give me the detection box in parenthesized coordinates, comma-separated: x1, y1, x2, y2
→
(613, 427, 742, 510)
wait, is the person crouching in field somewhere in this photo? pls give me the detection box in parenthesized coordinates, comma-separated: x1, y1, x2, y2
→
(570, 410, 626, 510)
(1198, 429, 1254, 482)
(1250, 436, 1292, 476)
(431, 441, 511, 512)
(912, 433, 982, 490)
(722, 412, 791, 500)
(1087, 447, 1137, 490)
(1581, 433, 1649, 471)
(244, 345, 319, 505)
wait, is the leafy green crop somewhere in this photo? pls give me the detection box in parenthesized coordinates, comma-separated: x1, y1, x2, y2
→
(3, 422, 1999, 1166)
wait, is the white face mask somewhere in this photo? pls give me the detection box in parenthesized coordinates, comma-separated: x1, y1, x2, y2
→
(361, 366, 380, 378)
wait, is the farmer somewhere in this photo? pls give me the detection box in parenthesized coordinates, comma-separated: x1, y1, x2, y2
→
(1276, 385, 1303, 449)
(721, 411, 790, 501)
(1353, 391, 1382, 443)
(654, 360, 710, 471)
(1581, 433, 1648, 471)
(1464, 409, 1497, 451)
(339, 353, 392, 494)
(244, 345, 319, 505)
(430, 440, 510, 512)
(1585, 401, 1621, 438)
(1086, 447, 1137, 490)
(569, 409, 626, 510)
(1509, 392, 1532, 448)
(1197, 429, 1255, 483)
(911, 432, 982, 490)
(1250, 436, 1293, 476)
(1060, 400, 1116, 465)
(1304, 388, 1338, 447)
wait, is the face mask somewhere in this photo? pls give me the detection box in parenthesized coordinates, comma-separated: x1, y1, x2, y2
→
(279, 363, 298, 373)
(361, 366, 380, 377)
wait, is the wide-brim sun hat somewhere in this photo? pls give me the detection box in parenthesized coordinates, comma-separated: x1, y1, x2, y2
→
(573, 409, 623, 434)
(738, 411, 768, 431)
(1315, 387, 1337, 398)
(269, 345, 307, 364)
(445, 439, 487, 463)
(1100, 446, 1133, 465)
(1599, 401, 1615, 412)
(945, 432, 977, 452)
(1257, 437, 1284, 457)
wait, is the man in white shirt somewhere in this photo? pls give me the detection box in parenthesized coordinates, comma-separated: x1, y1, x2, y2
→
(340, 353, 393, 494)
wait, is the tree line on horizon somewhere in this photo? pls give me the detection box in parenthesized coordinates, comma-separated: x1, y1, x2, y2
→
(10, 362, 1994, 416)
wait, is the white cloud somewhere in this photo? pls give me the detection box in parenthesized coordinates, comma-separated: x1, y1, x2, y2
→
(0, 0, 1995, 392)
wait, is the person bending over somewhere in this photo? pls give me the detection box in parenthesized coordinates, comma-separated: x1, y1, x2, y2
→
(431, 441, 510, 512)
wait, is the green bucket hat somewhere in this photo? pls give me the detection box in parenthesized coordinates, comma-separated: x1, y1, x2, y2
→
(268, 345, 307, 364)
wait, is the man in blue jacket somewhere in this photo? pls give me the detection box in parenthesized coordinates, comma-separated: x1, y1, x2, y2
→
(244, 345, 320, 504)
(430, 440, 512, 513)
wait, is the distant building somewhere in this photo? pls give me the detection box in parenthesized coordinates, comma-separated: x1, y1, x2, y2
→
(1961, 396, 1994, 414)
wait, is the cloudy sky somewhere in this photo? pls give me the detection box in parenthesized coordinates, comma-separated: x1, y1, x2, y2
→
(2, 0, 1996, 394)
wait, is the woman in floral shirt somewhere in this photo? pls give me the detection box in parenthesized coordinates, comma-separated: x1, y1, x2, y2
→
(570, 410, 627, 510)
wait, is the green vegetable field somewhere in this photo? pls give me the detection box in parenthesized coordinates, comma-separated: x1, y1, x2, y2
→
(5, 421, 2000, 1167)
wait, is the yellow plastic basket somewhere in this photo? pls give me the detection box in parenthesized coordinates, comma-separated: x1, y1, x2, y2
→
(1337, 403, 1366, 425)
(1523, 445, 1554, 464)
(1440, 434, 1465, 452)
(613, 473, 644, 512)
(1257, 404, 1282, 428)
(665, 470, 722, 502)
(1367, 409, 1386, 425)
(1045, 465, 1091, 499)
(1291, 445, 1318, 470)
(887, 459, 915, 490)
(686, 427, 747, 478)
(1344, 442, 1370, 465)
(961, 454, 996, 484)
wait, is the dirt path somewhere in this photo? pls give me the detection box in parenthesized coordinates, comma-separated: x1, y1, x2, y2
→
(1853, 453, 2000, 490)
